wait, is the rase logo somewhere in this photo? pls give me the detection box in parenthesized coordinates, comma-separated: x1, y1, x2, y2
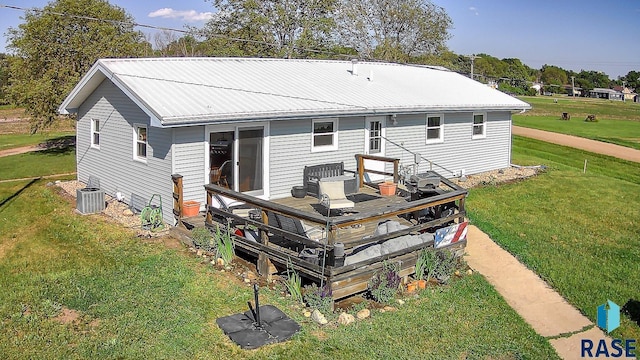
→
(598, 300, 620, 333)
(581, 300, 636, 358)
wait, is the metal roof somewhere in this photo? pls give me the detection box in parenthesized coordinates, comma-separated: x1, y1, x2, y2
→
(59, 57, 531, 127)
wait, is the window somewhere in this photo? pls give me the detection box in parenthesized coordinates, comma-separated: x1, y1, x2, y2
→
(426, 114, 443, 143)
(91, 118, 100, 148)
(312, 118, 338, 152)
(368, 120, 382, 153)
(472, 113, 486, 139)
(134, 124, 147, 160)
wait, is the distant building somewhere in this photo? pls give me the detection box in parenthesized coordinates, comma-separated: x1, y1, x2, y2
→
(589, 88, 623, 101)
(612, 86, 637, 101)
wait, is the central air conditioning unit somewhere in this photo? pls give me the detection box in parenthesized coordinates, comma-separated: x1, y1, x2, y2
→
(76, 176, 105, 214)
(76, 188, 105, 214)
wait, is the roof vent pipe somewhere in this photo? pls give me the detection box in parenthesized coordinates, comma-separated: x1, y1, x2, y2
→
(351, 59, 358, 76)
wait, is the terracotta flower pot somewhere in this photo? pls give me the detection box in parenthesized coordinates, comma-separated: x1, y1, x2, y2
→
(379, 182, 397, 196)
(182, 200, 201, 217)
(417, 279, 427, 290)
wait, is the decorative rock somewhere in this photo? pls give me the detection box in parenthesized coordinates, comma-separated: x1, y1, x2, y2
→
(216, 258, 225, 266)
(196, 250, 203, 257)
(210, 259, 216, 265)
(122, 209, 134, 216)
(243, 271, 258, 281)
(466, 269, 473, 275)
(303, 310, 311, 318)
(383, 306, 396, 312)
(396, 299, 405, 305)
(338, 312, 355, 326)
(454, 270, 460, 276)
(311, 309, 328, 325)
(356, 309, 370, 319)
(244, 278, 251, 283)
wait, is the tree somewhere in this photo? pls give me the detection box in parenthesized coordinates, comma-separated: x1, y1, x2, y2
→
(335, 0, 452, 62)
(6, 0, 146, 132)
(620, 70, 640, 91)
(202, 0, 337, 58)
(0, 54, 10, 105)
(540, 65, 568, 86)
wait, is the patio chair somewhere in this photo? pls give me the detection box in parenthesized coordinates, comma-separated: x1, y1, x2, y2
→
(319, 179, 355, 214)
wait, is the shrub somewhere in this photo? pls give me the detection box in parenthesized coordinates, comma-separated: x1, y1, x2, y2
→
(191, 227, 212, 251)
(303, 283, 333, 314)
(368, 261, 401, 303)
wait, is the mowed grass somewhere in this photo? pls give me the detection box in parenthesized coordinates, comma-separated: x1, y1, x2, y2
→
(467, 136, 640, 340)
(0, 179, 559, 359)
(514, 96, 640, 149)
(0, 146, 76, 181)
(0, 132, 75, 151)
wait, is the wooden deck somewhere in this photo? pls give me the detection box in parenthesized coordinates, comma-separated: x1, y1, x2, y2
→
(172, 158, 469, 300)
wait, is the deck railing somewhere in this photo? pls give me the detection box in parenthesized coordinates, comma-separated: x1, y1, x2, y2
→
(202, 170, 468, 300)
(355, 154, 400, 188)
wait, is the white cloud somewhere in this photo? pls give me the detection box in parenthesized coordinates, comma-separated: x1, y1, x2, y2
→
(469, 6, 479, 16)
(148, 8, 214, 22)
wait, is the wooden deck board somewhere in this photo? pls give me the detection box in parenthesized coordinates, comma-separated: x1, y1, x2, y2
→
(272, 187, 415, 249)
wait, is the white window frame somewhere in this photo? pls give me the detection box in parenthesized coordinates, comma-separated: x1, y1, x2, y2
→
(133, 124, 148, 162)
(425, 114, 444, 144)
(365, 117, 385, 154)
(311, 118, 338, 152)
(472, 112, 486, 139)
(90, 118, 100, 149)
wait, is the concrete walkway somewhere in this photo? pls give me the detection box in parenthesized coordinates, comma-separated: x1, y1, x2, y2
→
(465, 225, 612, 360)
(512, 126, 640, 163)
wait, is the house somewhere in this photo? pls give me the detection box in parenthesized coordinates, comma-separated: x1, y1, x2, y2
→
(59, 57, 531, 226)
(612, 86, 637, 102)
(589, 88, 624, 101)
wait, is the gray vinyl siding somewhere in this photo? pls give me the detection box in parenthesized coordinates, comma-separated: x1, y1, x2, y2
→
(173, 126, 207, 206)
(76, 79, 174, 224)
(385, 111, 512, 176)
(269, 117, 364, 199)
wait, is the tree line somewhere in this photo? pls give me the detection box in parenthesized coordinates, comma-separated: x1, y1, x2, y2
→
(0, 0, 637, 132)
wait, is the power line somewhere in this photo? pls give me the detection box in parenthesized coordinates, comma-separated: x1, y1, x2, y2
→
(0, 3, 354, 59)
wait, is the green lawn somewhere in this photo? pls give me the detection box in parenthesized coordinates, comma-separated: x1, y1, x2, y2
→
(0, 179, 559, 359)
(514, 96, 640, 149)
(0, 146, 76, 181)
(468, 136, 640, 340)
(0, 132, 75, 151)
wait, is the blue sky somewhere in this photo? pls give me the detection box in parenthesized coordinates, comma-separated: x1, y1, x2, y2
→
(1, 0, 639, 79)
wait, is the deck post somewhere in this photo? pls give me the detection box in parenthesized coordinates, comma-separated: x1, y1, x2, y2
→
(356, 154, 364, 189)
(171, 174, 184, 226)
(393, 159, 400, 183)
(258, 210, 277, 280)
(205, 189, 213, 224)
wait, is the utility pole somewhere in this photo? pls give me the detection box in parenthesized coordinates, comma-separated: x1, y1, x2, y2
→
(571, 76, 575, 97)
(468, 54, 480, 80)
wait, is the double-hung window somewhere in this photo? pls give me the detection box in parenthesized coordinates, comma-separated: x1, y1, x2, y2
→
(312, 118, 338, 152)
(134, 124, 147, 161)
(426, 114, 443, 143)
(472, 113, 486, 139)
(91, 118, 100, 148)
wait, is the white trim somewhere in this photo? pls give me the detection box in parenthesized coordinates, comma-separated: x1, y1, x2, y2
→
(90, 118, 100, 149)
(472, 112, 487, 139)
(365, 116, 386, 155)
(311, 118, 338, 152)
(206, 122, 269, 198)
(425, 114, 444, 144)
(133, 123, 148, 163)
